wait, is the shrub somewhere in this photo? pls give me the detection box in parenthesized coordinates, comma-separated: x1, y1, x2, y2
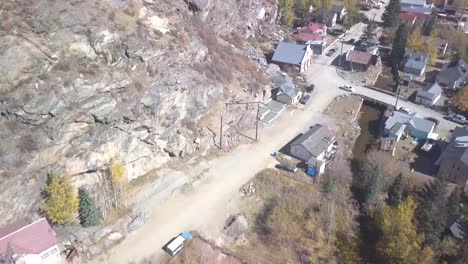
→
(42, 173, 79, 224)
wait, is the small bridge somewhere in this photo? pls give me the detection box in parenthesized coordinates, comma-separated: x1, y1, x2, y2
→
(352, 93, 395, 110)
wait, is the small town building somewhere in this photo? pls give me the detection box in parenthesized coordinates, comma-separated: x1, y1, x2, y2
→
(436, 59, 468, 89)
(290, 124, 335, 174)
(271, 42, 313, 73)
(400, 12, 418, 25)
(298, 22, 327, 37)
(401, 5, 433, 14)
(415, 83, 442, 106)
(446, 215, 465, 239)
(380, 137, 396, 156)
(436, 126, 468, 186)
(270, 74, 303, 105)
(345, 50, 373, 71)
(400, 0, 432, 8)
(276, 85, 303, 105)
(384, 111, 435, 140)
(331, 4, 346, 20)
(403, 49, 428, 76)
(0, 218, 61, 264)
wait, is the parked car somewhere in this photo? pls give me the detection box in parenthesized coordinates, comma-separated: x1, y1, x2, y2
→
(424, 117, 440, 126)
(300, 94, 311, 104)
(306, 84, 315, 93)
(447, 114, 467, 124)
(339, 85, 355, 92)
(276, 163, 298, 173)
(398, 107, 412, 114)
(326, 48, 336, 56)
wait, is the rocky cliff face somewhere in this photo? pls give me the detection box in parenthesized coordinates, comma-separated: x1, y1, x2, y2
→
(0, 0, 279, 225)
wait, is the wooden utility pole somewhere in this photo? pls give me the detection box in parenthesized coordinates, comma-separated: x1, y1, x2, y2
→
(220, 115, 223, 150)
(255, 102, 260, 141)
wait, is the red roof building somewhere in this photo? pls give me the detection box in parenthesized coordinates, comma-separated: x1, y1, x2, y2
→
(0, 218, 61, 264)
(298, 22, 327, 36)
(400, 12, 429, 25)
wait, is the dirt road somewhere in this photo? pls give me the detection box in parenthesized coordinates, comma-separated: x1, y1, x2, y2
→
(101, 63, 457, 263)
(99, 64, 341, 264)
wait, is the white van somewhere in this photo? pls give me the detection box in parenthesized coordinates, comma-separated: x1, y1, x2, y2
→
(165, 235, 186, 256)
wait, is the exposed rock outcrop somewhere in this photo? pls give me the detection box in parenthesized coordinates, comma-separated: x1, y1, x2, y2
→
(0, 0, 280, 225)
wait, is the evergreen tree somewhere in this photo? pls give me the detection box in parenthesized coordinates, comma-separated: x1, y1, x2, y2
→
(42, 173, 79, 224)
(364, 20, 377, 41)
(382, 0, 401, 28)
(364, 166, 382, 205)
(448, 187, 462, 215)
(422, 15, 437, 36)
(388, 173, 404, 206)
(415, 177, 449, 247)
(390, 23, 408, 82)
(78, 188, 101, 227)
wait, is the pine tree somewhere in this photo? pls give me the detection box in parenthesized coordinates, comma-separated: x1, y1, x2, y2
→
(382, 0, 401, 28)
(364, 166, 382, 205)
(448, 187, 462, 215)
(42, 173, 79, 224)
(390, 23, 408, 82)
(388, 173, 404, 206)
(363, 20, 377, 42)
(415, 177, 449, 247)
(78, 188, 101, 227)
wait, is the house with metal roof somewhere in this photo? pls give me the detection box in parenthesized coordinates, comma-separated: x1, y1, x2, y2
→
(400, 0, 432, 8)
(415, 83, 442, 106)
(0, 218, 61, 264)
(436, 126, 468, 186)
(403, 49, 428, 76)
(401, 5, 433, 14)
(270, 74, 303, 105)
(384, 111, 435, 140)
(271, 42, 313, 73)
(345, 50, 374, 71)
(290, 124, 335, 174)
(436, 59, 468, 89)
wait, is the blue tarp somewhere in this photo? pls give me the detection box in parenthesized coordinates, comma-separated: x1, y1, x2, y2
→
(307, 167, 316, 176)
(181, 231, 193, 240)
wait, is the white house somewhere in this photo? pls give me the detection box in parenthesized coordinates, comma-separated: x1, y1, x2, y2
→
(290, 124, 335, 174)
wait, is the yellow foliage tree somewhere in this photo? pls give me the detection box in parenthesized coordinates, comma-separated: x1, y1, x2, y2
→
(407, 28, 424, 51)
(453, 85, 468, 111)
(111, 156, 126, 183)
(42, 173, 79, 224)
(373, 197, 433, 264)
(407, 28, 438, 65)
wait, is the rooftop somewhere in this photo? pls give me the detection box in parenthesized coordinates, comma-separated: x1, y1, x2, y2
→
(438, 59, 468, 83)
(272, 42, 310, 66)
(298, 33, 325, 42)
(346, 50, 373, 65)
(417, 83, 442, 100)
(385, 111, 434, 133)
(299, 22, 326, 33)
(0, 218, 57, 256)
(401, 6, 433, 14)
(292, 124, 335, 158)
